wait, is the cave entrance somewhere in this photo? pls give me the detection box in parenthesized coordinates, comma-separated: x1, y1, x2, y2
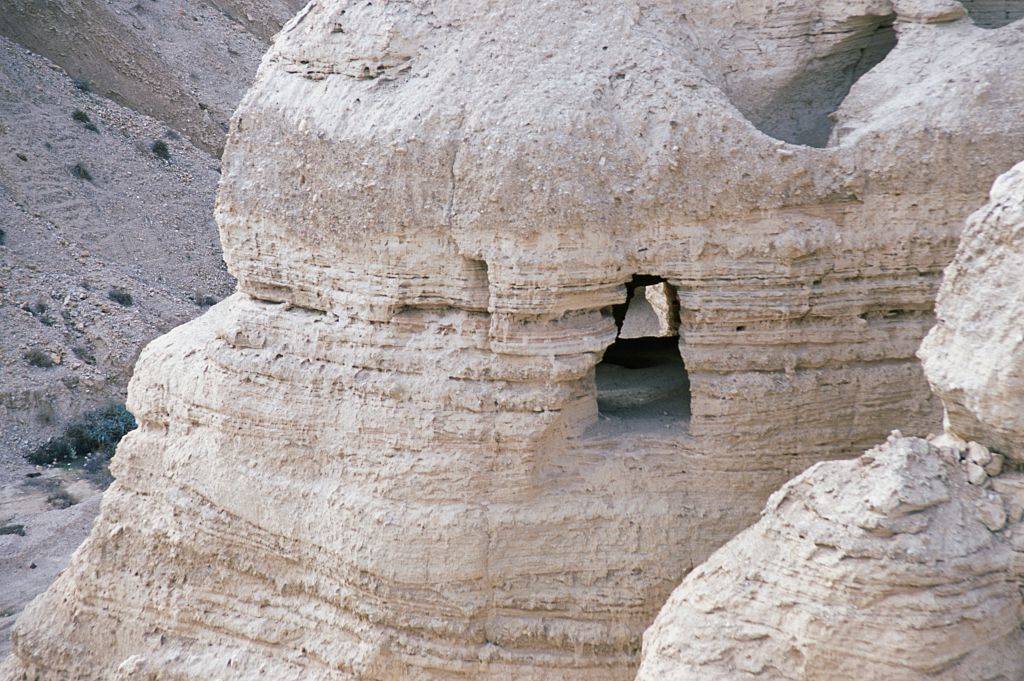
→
(596, 276, 691, 429)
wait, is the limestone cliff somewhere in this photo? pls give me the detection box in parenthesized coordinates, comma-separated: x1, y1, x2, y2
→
(636, 435, 1024, 680)
(4, 1, 1024, 679)
(636, 156, 1024, 680)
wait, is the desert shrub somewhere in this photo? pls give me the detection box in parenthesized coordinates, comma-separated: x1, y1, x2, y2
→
(151, 140, 170, 160)
(70, 163, 93, 181)
(71, 109, 98, 132)
(25, 403, 136, 466)
(107, 287, 133, 306)
(0, 524, 25, 537)
(72, 77, 91, 92)
(24, 348, 54, 368)
(47, 489, 76, 509)
(194, 290, 218, 307)
(0, 227, 5, 245)
(71, 344, 96, 365)
(25, 300, 55, 326)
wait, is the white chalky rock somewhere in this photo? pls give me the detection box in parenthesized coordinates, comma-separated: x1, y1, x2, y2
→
(637, 437, 1024, 681)
(921, 159, 1024, 462)
(986, 452, 1005, 477)
(967, 441, 992, 467)
(641, 151, 1024, 681)
(967, 461, 989, 485)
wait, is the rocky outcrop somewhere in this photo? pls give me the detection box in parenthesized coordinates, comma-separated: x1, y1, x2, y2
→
(636, 150, 1024, 680)
(636, 434, 1024, 680)
(920, 160, 1024, 462)
(4, 1, 1024, 679)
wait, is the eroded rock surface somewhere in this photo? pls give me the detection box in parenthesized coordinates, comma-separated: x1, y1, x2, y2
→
(636, 435, 1024, 680)
(4, 1, 1024, 679)
(920, 160, 1024, 461)
(637, 148, 1024, 680)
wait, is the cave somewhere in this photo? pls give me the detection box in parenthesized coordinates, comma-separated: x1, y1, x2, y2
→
(596, 276, 691, 429)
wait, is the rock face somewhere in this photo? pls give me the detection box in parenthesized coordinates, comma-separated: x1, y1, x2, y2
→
(960, 0, 1024, 27)
(920, 160, 1024, 462)
(636, 150, 1024, 680)
(636, 435, 1024, 680)
(5, 1, 1024, 679)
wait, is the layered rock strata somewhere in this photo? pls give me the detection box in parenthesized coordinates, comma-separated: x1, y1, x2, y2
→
(636, 156, 1024, 680)
(5, 1, 1024, 679)
(636, 434, 1024, 680)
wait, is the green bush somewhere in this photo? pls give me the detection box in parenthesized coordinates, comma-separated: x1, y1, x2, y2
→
(151, 140, 170, 160)
(24, 348, 54, 368)
(71, 109, 98, 132)
(26, 403, 137, 466)
(70, 163, 93, 181)
(107, 287, 133, 306)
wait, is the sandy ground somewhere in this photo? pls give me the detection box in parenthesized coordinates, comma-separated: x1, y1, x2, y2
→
(0, 472, 102, 657)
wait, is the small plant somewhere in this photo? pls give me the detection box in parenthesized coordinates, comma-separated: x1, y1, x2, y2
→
(24, 348, 54, 368)
(71, 109, 98, 132)
(72, 77, 91, 92)
(71, 345, 96, 365)
(70, 163, 93, 182)
(25, 403, 137, 469)
(47, 489, 76, 509)
(0, 227, 5, 245)
(151, 139, 170, 160)
(194, 290, 218, 307)
(15, 152, 26, 161)
(107, 287, 133, 306)
(0, 524, 26, 537)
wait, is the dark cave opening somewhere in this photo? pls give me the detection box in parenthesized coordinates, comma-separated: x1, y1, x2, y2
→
(596, 277, 691, 428)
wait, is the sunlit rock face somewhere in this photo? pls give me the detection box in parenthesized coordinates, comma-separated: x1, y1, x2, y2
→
(921, 160, 1024, 462)
(5, 1, 1024, 679)
(636, 153, 1024, 681)
(636, 435, 1024, 681)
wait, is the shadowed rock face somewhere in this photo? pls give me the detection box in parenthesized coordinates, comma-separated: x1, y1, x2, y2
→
(4, 1, 1024, 679)
(921, 160, 1024, 462)
(961, 0, 1024, 27)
